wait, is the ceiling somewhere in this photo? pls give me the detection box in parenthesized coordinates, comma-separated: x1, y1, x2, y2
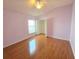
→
(3, 0, 73, 19)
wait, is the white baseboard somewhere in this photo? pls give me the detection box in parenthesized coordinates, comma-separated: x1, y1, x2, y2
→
(52, 35, 69, 41)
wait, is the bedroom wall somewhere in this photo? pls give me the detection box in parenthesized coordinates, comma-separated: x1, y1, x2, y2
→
(3, 9, 29, 48)
(47, 4, 73, 40)
(70, 4, 75, 54)
(47, 19, 53, 37)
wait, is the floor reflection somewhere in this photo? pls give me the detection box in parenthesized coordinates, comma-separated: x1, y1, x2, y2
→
(29, 39, 36, 55)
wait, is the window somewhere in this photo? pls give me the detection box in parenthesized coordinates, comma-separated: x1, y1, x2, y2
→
(28, 20, 36, 33)
(29, 39, 36, 55)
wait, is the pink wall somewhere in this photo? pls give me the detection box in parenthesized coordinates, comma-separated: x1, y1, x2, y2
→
(3, 9, 28, 48)
(70, 4, 75, 54)
(47, 4, 73, 40)
(47, 19, 53, 37)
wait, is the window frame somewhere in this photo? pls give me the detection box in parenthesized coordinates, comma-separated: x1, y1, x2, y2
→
(28, 20, 36, 34)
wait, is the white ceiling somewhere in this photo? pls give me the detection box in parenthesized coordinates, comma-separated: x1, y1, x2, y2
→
(4, 0, 73, 19)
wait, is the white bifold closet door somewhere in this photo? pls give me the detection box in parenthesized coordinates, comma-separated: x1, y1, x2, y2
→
(36, 20, 47, 35)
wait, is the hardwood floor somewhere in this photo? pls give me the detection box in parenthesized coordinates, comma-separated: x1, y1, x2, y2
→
(3, 34, 74, 59)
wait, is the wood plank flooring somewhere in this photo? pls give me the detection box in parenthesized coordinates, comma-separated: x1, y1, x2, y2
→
(3, 34, 74, 59)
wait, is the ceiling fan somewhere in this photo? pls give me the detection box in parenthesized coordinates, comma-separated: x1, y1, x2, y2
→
(30, 0, 46, 9)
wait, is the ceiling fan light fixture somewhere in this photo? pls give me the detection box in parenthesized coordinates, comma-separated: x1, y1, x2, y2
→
(35, 0, 45, 9)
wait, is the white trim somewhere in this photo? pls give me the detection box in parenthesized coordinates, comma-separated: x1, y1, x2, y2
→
(52, 35, 69, 41)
